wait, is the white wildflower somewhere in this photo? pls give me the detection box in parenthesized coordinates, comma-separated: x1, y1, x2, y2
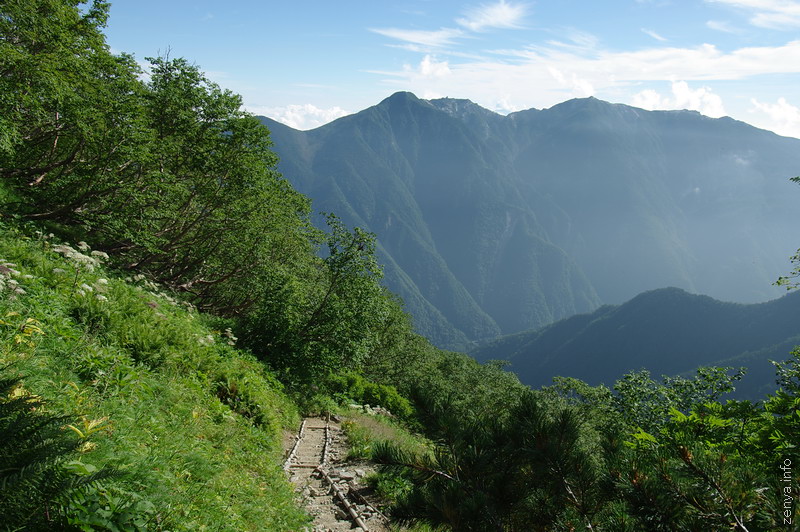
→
(22, 274, 34, 280)
(76, 289, 85, 297)
(52, 268, 66, 274)
(77, 241, 90, 251)
(223, 327, 238, 346)
(95, 294, 108, 302)
(12, 287, 26, 295)
(90, 250, 109, 261)
(197, 334, 215, 346)
(80, 283, 93, 292)
(51, 245, 98, 272)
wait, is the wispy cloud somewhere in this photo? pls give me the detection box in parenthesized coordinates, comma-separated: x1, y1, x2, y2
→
(372, 1, 529, 50)
(707, 0, 800, 29)
(500, 40, 800, 81)
(542, 28, 600, 52)
(370, 27, 463, 48)
(642, 28, 668, 41)
(705, 19, 743, 32)
(456, 1, 529, 31)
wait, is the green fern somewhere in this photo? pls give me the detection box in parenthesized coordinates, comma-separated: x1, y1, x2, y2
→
(0, 367, 110, 531)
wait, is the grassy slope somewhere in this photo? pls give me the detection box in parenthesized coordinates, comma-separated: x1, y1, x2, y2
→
(0, 220, 308, 530)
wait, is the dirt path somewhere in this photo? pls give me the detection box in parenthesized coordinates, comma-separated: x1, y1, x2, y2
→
(285, 417, 390, 532)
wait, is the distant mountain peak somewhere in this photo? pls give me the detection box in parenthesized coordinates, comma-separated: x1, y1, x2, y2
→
(379, 91, 425, 106)
(427, 96, 501, 121)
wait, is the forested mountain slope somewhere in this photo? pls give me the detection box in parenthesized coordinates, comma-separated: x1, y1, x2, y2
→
(471, 287, 800, 398)
(262, 93, 800, 349)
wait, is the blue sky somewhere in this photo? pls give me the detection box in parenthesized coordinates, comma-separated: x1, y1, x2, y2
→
(105, 1, 800, 136)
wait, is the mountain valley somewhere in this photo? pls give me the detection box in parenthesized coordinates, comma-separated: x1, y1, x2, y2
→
(261, 93, 800, 350)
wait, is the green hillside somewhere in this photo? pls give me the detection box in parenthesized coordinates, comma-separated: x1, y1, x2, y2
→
(0, 221, 305, 529)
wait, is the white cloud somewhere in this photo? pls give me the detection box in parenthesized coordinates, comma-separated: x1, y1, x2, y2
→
(456, 1, 528, 31)
(707, 0, 800, 29)
(748, 97, 800, 138)
(706, 19, 743, 32)
(251, 104, 350, 130)
(369, 5, 800, 135)
(631, 81, 726, 117)
(561, 40, 800, 80)
(415, 55, 452, 77)
(642, 28, 668, 41)
(491, 97, 522, 113)
(370, 37, 800, 123)
(370, 27, 463, 48)
(372, 1, 528, 51)
(548, 67, 595, 97)
(631, 89, 663, 110)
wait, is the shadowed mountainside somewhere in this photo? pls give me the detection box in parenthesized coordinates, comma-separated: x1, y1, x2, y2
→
(471, 287, 800, 398)
(260, 93, 800, 349)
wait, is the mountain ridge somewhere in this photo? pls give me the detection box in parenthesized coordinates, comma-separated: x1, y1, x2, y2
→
(259, 92, 800, 348)
(471, 286, 800, 398)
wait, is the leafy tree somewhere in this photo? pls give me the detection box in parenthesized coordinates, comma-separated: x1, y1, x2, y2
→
(242, 214, 393, 381)
(96, 55, 314, 314)
(2, 0, 315, 315)
(612, 366, 745, 433)
(0, 0, 145, 194)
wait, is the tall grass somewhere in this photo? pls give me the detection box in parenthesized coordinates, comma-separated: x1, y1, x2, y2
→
(0, 221, 307, 530)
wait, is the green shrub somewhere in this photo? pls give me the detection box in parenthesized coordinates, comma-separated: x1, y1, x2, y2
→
(211, 353, 299, 433)
(325, 371, 414, 419)
(299, 393, 340, 417)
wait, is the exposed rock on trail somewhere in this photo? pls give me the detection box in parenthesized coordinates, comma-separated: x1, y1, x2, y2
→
(284, 417, 389, 532)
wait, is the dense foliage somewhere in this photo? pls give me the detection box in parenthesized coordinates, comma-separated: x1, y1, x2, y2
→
(375, 363, 799, 530)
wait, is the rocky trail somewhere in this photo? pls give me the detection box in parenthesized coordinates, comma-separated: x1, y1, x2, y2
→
(284, 417, 391, 532)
